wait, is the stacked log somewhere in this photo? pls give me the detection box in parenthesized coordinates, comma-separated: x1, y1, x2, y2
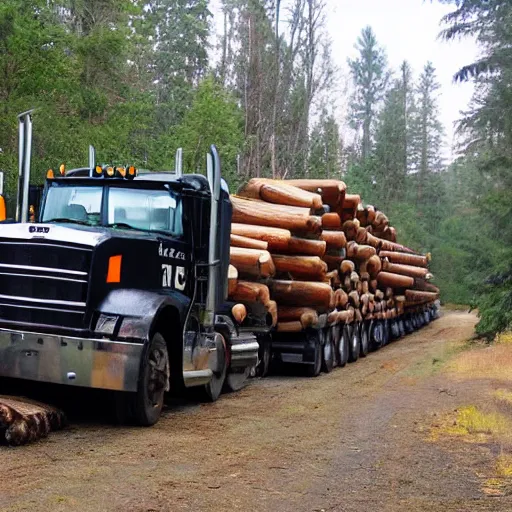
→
(227, 177, 438, 335)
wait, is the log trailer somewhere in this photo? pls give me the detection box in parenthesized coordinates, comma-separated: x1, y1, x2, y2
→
(0, 112, 439, 432)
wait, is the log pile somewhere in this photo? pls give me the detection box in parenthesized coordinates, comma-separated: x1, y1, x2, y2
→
(227, 178, 438, 334)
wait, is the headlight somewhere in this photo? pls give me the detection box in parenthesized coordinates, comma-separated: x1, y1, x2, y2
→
(95, 314, 119, 335)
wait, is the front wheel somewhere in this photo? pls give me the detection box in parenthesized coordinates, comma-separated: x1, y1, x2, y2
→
(116, 332, 169, 427)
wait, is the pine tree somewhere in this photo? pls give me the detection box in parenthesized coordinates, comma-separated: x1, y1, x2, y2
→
(372, 60, 414, 208)
(412, 62, 444, 207)
(348, 26, 389, 160)
(308, 107, 343, 179)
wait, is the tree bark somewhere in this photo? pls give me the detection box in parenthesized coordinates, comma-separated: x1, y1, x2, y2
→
(230, 234, 269, 251)
(272, 255, 327, 280)
(268, 280, 335, 310)
(231, 196, 321, 233)
(377, 272, 414, 289)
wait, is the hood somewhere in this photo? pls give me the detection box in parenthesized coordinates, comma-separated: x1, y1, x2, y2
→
(0, 222, 160, 247)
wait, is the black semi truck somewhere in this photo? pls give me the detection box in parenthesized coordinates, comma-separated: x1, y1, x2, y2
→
(0, 111, 265, 426)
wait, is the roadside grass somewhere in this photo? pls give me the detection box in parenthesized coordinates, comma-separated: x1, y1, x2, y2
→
(430, 332, 512, 496)
(442, 303, 471, 311)
(429, 405, 512, 442)
(402, 340, 469, 378)
(444, 334, 512, 382)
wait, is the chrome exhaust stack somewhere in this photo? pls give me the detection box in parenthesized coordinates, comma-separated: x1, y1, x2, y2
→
(174, 148, 183, 177)
(16, 110, 34, 223)
(204, 145, 221, 329)
(88, 145, 96, 176)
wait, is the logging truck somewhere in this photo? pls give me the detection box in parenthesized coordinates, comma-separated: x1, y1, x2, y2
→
(0, 111, 439, 430)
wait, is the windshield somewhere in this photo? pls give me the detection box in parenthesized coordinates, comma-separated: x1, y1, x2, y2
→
(41, 184, 183, 237)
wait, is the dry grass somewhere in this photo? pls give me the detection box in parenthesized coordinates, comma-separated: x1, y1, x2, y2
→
(445, 341, 512, 382)
(496, 455, 512, 478)
(495, 389, 512, 407)
(495, 331, 512, 345)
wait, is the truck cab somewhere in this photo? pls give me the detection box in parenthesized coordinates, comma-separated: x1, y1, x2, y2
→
(0, 112, 260, 426)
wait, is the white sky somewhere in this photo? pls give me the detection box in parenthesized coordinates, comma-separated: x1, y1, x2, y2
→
(208, 0, 480, 159)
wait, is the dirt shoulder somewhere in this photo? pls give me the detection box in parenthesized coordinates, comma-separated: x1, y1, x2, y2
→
(1, 311, 511, 512)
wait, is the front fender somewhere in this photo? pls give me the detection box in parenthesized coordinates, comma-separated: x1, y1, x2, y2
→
(96, 288, 190, 342)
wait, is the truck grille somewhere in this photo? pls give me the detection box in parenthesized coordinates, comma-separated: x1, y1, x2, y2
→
(0, 238, 92, 330)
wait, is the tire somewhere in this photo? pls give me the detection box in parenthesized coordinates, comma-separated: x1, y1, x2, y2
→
(224, 366, 250, 392)
(331, 325, 341, 368)
(197, 334, 227, 402)
(321, 328, 335, 373)
(338, 325, 349, 367)
(360, 322, 369, 357)
(383, 320, 390, 346)
(120, 332, 169, 427)
(306, 331, 322, 377)
(399, 319, 405, 337)
(382, 320, 390, 345)
(348, 324, 360, 363)
(256, 336, 272, 377)
(405, 317, 414, 334)
(370, 321, 380, 350)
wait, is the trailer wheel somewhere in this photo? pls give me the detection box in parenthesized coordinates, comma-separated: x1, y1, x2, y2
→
(348, 324, 360, 363)
(321, 328, 335, 373)
(360, 322, 369, 357)
(398, 319, 405, 337)
(306, 331, 322, 377)
(256, 335, 272, 377)
(382, 320, 390, 346)
(129, 332, 169, 426)
(405, 317, 414, 334)
(370, 321, 382, 350)
(331, 325, 340, 368)
(224, 367, 250, 392)
(339, 325, 350, 367)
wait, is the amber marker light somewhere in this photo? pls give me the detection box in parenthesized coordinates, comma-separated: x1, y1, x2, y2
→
(117, 166, 126, 178)
(59, 164, 65, 175)
(46, 169, 54, 179)
(106, 255, 122, 283)
(105, 166, 115, 177)
(127, 166, 137, 179)
(95, 165, 103, 176)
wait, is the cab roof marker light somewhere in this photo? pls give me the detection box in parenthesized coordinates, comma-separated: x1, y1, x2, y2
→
(127, 166, 137, 180)
(104, 166, 115, 178)
(116, 166, 126, 178)
(95, 165, 103, 177)
(46, 169, 54, 179)
(59, 163, 65, 176)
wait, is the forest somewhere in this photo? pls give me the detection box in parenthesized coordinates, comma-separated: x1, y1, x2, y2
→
(0, 0, 510, 337)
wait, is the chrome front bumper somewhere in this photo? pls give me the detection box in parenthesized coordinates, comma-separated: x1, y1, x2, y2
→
(0, 328, 144, 392)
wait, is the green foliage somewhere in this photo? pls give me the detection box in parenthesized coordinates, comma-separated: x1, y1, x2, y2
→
(348, 26, 389, 160)
(169, 76, 244, 187)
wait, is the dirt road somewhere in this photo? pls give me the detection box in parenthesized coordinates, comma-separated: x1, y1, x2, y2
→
(1, 311, 511, 512)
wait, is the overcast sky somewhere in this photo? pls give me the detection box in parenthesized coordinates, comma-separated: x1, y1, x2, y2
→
(209, 0, 480, 158)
